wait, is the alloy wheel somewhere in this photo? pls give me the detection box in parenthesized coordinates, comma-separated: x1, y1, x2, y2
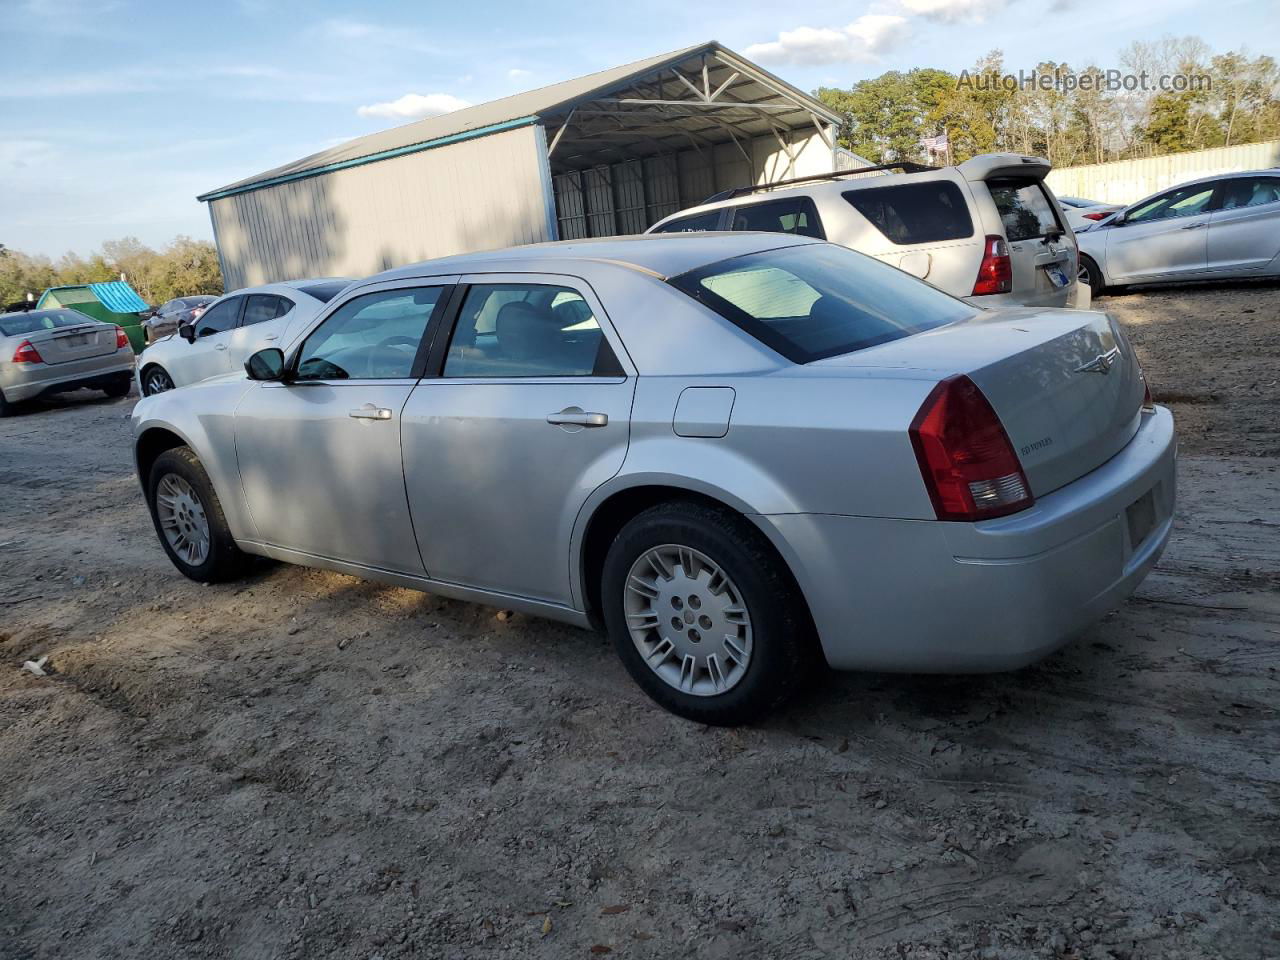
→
(144, 369, 174, 396)
(155, 474, 210, 567)
(623, 544, 753, 696)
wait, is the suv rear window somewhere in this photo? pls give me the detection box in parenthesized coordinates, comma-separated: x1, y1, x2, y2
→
(651, 210, 722, 233)
(987, 179, 1064, 241)
(842, 181, 973, 245)
(669, 243, 974, 364)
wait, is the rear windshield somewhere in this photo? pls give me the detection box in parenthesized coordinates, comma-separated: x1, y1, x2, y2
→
(297, 280, 350, 303)
(0, 309, 94, 337)
(843, 181, 973, 245)
(669, 243, 975, 364)
(987, 179, 1064, 241)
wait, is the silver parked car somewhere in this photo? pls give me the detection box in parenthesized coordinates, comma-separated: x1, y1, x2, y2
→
(132, 235, 1175, 724)
(142, 295, 218, 344)
(137, 278, 350, 396)
(1, 308, 136, 415)
(1076, 170, 1280, 292)
(648, 154, 1086, 311)
(1057, 195, 1123, 231)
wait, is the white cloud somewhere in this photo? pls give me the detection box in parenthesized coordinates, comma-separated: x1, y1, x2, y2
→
(356, 93, 472, 121)
(745, 14, 909, 66)
(897, 0, 1007, 22)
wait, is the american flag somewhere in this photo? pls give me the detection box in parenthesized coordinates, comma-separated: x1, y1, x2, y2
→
(919, 133, 949, 155)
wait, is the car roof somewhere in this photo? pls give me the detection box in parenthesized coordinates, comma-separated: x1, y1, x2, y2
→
(365, 233, 821, 284)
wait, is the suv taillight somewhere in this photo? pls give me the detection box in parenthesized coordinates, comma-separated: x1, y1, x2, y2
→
(115, 326, 129, 349)
(12, 340, 43, 364)
(972, 236, 1012, 295)
(909, 375, 1033, 521)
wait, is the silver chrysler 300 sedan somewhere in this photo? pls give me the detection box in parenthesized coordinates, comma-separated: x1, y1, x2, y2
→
(131, 234, 1176, 724)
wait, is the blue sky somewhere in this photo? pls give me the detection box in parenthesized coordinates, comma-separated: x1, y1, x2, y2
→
(1, 0, 1272, 258)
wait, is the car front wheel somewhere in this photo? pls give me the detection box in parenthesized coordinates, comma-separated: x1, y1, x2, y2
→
(147, 446, 251, 583)
(601, 501, 817, 725)
(142, 365, 174, 396)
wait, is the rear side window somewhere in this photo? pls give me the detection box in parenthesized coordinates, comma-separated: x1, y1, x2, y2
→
(670, 243, 975, 364)
(651, 210, 722, 233)
(241, 294, 290, 327)
(1219, 176, 1280, 210)
(729, 197, 824, 239)
(987, 179, 1064, 241)
(842, 181, 974, 245)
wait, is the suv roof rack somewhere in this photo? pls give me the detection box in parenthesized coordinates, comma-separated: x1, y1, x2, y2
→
(700, 162, 939, 205)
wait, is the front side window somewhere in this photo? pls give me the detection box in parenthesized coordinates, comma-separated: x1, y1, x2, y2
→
(730, 197, 825, 239)
(670, 243, 975, 364)
(443, 283, 621, 378)
(651, 210, 722, 233)
(295, 287, 444, 381)
(987, 179, 1064, 241)
(1125, 183, 1216, 224)
(1219, 176, 1280, 210)
(843, 181, 974, 245)
(195, 297, 242, 337)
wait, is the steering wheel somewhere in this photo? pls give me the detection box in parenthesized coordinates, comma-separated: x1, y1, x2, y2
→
(377, 335, 419, 350)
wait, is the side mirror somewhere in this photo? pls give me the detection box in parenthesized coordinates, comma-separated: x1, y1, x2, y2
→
(245, 347, 286, 382)
(178, 322, 196, 343)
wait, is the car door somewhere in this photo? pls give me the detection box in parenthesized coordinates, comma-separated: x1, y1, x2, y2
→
(233, 280, 455, 573)
(170, 295, 244, 385)
(1104, 181, 1219, 283)
(226, 294, 292, 372)
(1206, 175, 1280, 276)
(400, 275, 636, 606)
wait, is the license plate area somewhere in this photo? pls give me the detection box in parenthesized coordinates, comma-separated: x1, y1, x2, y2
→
(1126, 488, 1158, 549)
(1044, 264, 1070, 288)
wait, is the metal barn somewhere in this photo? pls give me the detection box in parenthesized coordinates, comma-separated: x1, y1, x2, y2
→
(198, 42, 842, 288)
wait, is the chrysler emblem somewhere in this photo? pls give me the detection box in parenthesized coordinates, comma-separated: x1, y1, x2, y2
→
(1076, 347, 1121, 375)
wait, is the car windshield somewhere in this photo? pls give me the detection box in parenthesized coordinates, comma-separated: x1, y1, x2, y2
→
(296, 280, 350, 303)
(0, 309, 94, 337)
(669, 243, 976, 364)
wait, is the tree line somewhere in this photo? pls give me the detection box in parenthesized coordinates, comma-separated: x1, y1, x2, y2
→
(817, 37, 1280, 168)
(0, 236, 223, 311)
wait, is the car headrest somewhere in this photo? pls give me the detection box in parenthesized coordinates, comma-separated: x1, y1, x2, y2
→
(495, 301, 558, 357)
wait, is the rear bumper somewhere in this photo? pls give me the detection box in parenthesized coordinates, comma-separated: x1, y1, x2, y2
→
(966, 280, 1079, 311)
(756, 405, 1176, 672)
(0, 349, 136, 402)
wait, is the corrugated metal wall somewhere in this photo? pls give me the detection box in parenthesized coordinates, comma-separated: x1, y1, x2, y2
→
(1046, 139, 1280, 205)
(552, 129, 832, 239)
(209, 125, 552, 289)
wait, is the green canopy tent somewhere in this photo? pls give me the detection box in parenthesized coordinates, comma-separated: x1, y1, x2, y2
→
(37, 281, 150, 353)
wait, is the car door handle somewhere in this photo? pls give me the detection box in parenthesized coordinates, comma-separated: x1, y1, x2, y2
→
(546, 409, 608, 427)
(263, 334, 278, 341)
(1181, 221, 1207, 230)
(349, 404, 393, 421)
(215, 343, 228, 351)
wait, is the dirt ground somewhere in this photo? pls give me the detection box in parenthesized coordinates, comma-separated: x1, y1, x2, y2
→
(1, 280, 1277, 960)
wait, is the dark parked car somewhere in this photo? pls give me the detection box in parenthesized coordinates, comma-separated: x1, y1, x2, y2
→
(143, 296, 218, 344)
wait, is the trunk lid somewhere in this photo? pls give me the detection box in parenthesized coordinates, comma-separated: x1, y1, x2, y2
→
(28, 322, 118, 364)
(813, 307, 1146, 496)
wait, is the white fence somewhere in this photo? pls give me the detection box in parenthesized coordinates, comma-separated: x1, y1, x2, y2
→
(1046, 140, 1280, 205)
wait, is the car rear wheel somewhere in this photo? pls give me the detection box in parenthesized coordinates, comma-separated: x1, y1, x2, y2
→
(103, 376, 131, 398)
(1078, 255, 1105, 296)
(601, 501, 817, 725)
(142, 365, 174, 396)
(147, 446, 251, 583)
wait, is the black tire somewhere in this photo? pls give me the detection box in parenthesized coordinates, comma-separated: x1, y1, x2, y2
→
(147, 446, 252, 583)
(601, 500, 818, 725)
(1079, 255, 1106, 297)
(141, 365, 174, 397)
(102, 376, 131, 398)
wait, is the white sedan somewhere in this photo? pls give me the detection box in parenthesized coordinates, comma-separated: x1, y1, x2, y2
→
(137, 278, 351, 395)
(132, 234, 1175, 724)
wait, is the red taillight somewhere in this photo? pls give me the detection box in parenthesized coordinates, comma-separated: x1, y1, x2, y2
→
(12, 340, 43, 364)
(1082, 212, 1108, 221)
(972, 236, 1012, 295)
(909, 375, 1034, 521)
(115, 326, 129, 349)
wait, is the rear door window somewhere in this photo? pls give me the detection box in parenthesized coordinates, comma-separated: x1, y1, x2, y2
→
(651, 210, 724, 233)
(986, 180, 1065, 240)
(1218, 176, 1280, 210)
(842, 181, 974, 245)
(241, 295, 283, 327)
(729, 197, 825, 238)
